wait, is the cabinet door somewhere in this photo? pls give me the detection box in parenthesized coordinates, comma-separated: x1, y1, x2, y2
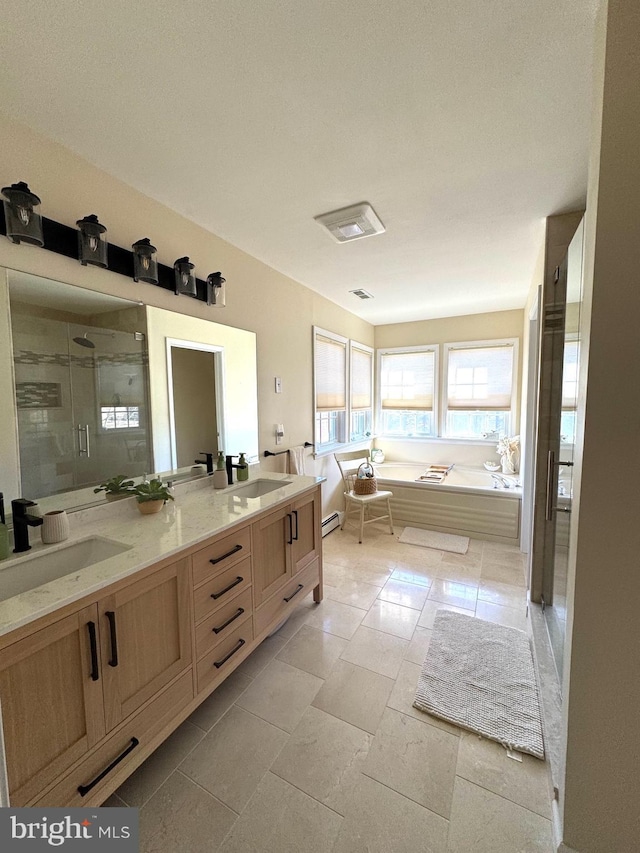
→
(291, 488, 321, 574)
(99, 559, 192, 731)
(253, 504, 293, 607)
(0, 604, 106, 806)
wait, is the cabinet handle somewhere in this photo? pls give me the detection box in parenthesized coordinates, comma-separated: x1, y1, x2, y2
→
(105, 610, 118, 667)
(213, 638, 246, 669)
(283, 583, 304, 603)
(287, 513, 293, 545)
(87, 621, 99, 681)
(209, 544, 243, 565)
(77, 737, 139, 797)
(292, 510, 299, 541)
(211, 576, 243, 600)
(212, 607, 245, 634)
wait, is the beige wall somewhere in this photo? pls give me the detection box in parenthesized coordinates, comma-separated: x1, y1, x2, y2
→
(559, 1, 640, 850)
(0, 115, 372, 516)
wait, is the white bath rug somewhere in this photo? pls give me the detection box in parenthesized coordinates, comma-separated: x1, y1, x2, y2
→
(414, 610, 545, 759)
(398, 526, 469, 554)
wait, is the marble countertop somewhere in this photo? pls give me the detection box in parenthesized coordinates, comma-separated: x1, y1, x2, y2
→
(0, 473, 324, 639)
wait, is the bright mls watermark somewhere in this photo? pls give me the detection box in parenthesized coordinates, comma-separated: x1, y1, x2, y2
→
(0, 808, 138, 851)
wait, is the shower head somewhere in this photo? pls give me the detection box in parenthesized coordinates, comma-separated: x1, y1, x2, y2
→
(73, 333, 95, 349)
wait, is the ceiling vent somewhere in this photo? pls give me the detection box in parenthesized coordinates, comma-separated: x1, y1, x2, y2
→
(350, 289, 374, 300)
(314, 202, 385, 243)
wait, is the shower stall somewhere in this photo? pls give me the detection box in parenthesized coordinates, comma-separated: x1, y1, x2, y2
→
(11, 314, 152, 499)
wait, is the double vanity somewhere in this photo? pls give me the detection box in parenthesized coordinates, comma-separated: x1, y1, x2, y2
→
(0, 472, 324, 807)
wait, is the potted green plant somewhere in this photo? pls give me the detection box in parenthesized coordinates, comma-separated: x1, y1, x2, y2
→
(133, 478, 174, 515)
(93, 474, 135, 501)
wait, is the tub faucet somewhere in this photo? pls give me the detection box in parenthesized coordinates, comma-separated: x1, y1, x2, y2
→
(226, 454, 247, 485)
(491, 473, 510, 489)
(11, 498, 43, 553)
(194, 452, 214, 474)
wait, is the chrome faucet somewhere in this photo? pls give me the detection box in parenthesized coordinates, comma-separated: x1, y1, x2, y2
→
(11, 498, 43, 553)
(491, 473, 511, 489)
(194, 452, 214, 474)
(225, 455, 247, 485)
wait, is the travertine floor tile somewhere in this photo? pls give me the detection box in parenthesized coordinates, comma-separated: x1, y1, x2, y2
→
(235, 633, 289, 678)
(363, 707, 459, 818)
(325, 577, 382, 609)
(340, 624, 408, 678)
(418, 599, 475, 629)
(219, 772, 342, 853)
(403, 625, 433, 664)
(447, 777, 553, 853)
(378, 577, 430, 609)
(390, 565, 436, 587)
(481, 558, 527, 587)
(361, 599, 420, 639)
(304, 598, 367, 639)
(271, 705, 372, 815)
(312, 660, 394, 734)
(272, 596, 319, 638)
(116, 720, 204, 808)
(332, 774, 449, 853)
(139, 771, 236, 853)
(236, 658, 323, 733)
(188, 670, 253, 732)
(478, 579, 528, 608)
(276, 624, 347, 679)
(428, 578, 479, 609)
(387, 660, 461, 736)
(456, 731, 553, 819)
(475, 599, 529, 631)
(179, 705, 288, 813)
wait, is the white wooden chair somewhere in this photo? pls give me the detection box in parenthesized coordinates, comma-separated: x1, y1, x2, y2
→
(334, 450, 394, 543)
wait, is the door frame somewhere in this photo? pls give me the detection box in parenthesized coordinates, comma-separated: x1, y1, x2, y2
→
(521, 287, 541, 567)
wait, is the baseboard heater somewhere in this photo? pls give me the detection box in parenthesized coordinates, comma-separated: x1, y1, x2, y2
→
(321, 511, 342, 537)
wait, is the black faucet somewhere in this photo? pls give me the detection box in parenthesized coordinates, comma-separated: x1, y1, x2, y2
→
(11, 498, 43, 553)
(194, 452, 214, 474)
(225, 455, 247, 485)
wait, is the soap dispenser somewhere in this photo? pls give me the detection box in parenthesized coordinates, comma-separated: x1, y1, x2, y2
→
(237, 453, 249, 481)
(213, 451, 228, 489)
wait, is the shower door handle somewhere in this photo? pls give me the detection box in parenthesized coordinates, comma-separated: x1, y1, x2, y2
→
(77, 424, 91, 458)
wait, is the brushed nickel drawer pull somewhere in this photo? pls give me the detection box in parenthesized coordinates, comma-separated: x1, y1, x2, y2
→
(212, 607, 245, 635)
(211, 576, 243, 600)
(209, 544, 243, 565)
(77, 737, 139, 797)
(283, 583, 304, 603)
(213, 638, 246, 669)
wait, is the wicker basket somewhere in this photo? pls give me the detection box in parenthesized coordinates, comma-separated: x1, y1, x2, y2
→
(353, 462, 377, 495)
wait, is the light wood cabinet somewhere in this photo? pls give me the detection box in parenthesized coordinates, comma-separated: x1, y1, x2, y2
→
(291, 490, 321, 574)
(252, 503, 294, 607)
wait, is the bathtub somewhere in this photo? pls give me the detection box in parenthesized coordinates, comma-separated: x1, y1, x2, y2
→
(372, 463, 521, 544)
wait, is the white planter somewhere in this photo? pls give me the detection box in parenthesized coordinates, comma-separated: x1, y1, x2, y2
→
(41, 510, 69, 544)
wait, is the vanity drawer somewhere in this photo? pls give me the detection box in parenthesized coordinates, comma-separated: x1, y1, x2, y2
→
(197, 619, 254, 695)
(254, 558, 320, 638)
(35, 669, 193, 807)
(193, 556, 252, 623)
(192, 526, 251, 587)
(195, 587, 253, 659)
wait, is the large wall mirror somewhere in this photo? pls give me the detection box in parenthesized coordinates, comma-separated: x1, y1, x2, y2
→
(0, 268, 259, 514)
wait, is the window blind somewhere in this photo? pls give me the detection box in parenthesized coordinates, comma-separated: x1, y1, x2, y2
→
(315, 333, 346, 411)
(380, 350, 435, 410)
(562, 340, 579, 409)
(447, 344, 514, 410)
(351, 345, 372, 410)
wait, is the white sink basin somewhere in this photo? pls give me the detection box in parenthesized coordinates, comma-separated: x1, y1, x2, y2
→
(0, 537, 132, 602)
(229, 479, 292, 499)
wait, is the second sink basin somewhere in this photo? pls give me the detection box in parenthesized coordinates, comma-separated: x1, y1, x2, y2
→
(230, 479, 292, 498)
(0, 536, 132, 602)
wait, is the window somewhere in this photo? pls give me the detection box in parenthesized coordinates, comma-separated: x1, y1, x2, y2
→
(100, 405, 141, 430)
(350, 342, 373, 440)
(379, 348, 436, 437)
(560, 337, 579, 442)
(444, 341, 516, 438)
(314, 329, 347, 448)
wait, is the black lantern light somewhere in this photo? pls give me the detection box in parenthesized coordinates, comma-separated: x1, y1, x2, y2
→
(1, 181, 44, 246)
(76, 214, 108, 267)
(174, 256, 197, 297)
(132, 237, 158, 284)
(206, 272, 227, 306)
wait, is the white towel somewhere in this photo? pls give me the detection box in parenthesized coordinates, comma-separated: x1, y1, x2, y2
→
(289, 445, 306, 475)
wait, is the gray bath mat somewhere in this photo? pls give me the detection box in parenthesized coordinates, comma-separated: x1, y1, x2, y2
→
(398, 526, 469, 554)
(414, 610, 544, 759)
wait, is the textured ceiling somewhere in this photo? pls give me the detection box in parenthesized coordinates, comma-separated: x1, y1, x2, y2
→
(0, 1, 597, 324)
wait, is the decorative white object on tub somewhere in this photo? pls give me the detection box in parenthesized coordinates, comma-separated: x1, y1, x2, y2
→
(496, 435, 520, 474)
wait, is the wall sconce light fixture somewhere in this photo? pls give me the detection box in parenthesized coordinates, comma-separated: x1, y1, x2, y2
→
(174, 256, 197, 297)
(132, 237, 159, 284)
(206, 272, 227, 306)
(1, 181, 44, 246)
(76, 214, 108, 267)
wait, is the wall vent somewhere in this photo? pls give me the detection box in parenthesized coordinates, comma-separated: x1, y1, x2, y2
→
(350, 289, 374, 300)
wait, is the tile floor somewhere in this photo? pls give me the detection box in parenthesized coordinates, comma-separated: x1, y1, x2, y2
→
(106, 525, 554, 853)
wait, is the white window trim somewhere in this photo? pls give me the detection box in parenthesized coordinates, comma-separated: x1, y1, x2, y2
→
(376, 344, 439, 439)
(441, 337, 519, 440)
(313, 326, 348, 453)
(349, 339, 374, 442)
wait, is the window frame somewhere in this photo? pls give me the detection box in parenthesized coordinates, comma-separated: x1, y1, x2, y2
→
(313, 326, 349, 453)
(349, 339, 374, 442)
(376, 344, 439, 439)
